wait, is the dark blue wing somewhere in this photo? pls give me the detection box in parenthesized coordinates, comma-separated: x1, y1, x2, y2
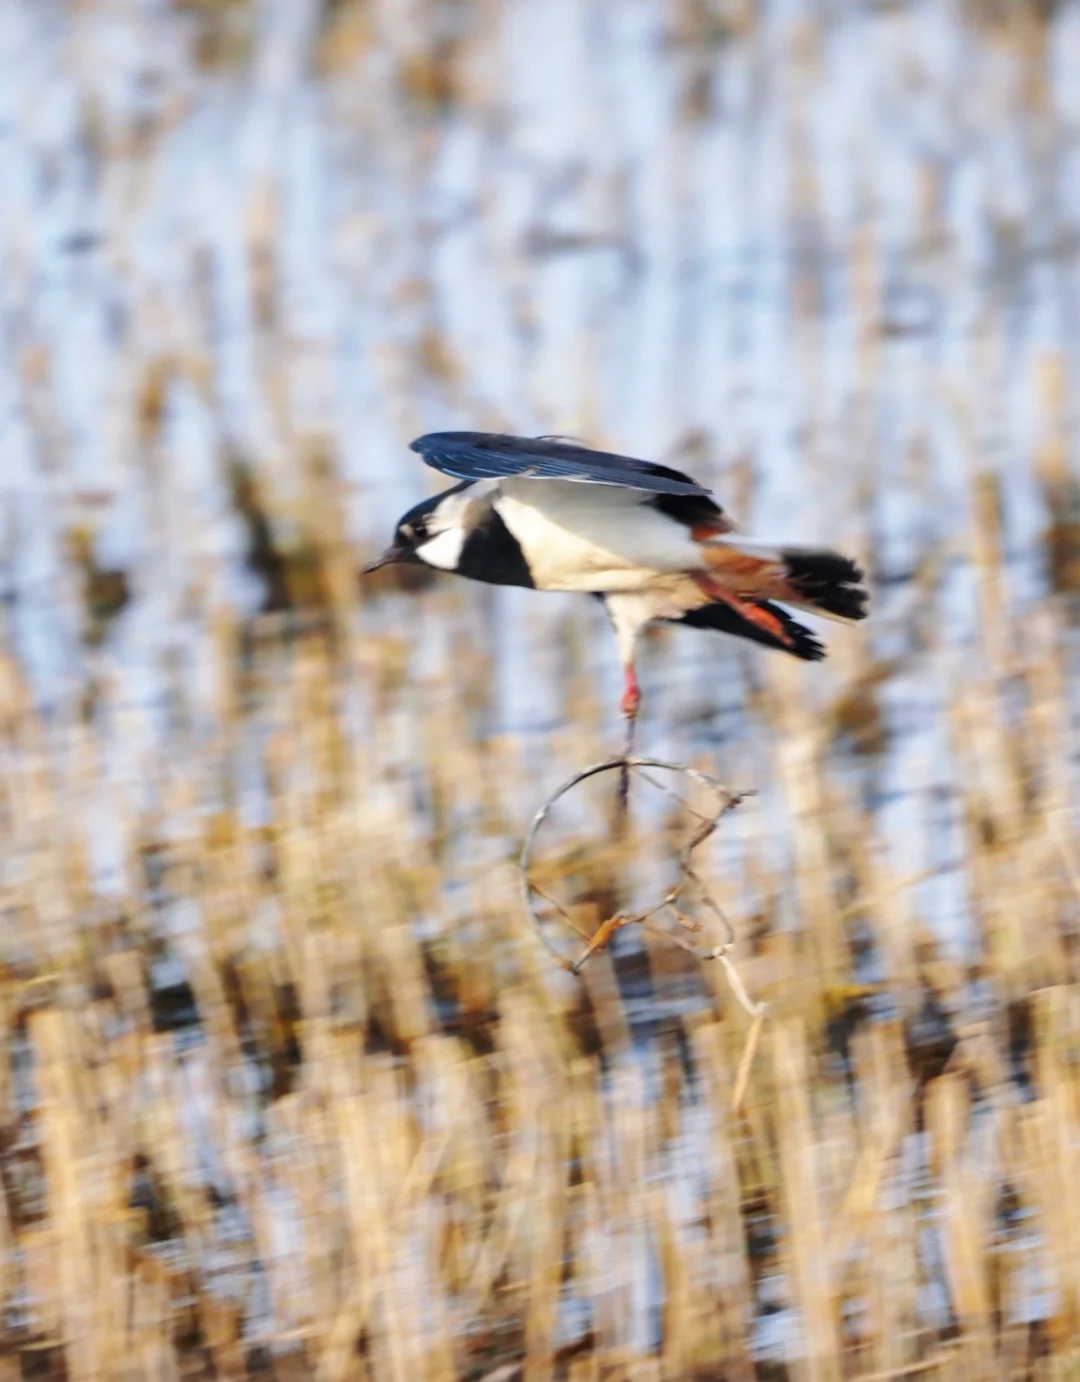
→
(409, 431, 712, 498)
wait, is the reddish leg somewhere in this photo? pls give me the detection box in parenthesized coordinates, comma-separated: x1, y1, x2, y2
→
(620, 663, 641, 719)
(603, 596, 646, 819)
(617, 664, 639, 821)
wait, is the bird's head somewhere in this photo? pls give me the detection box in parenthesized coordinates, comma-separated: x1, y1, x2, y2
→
(362, 490, 469, 575)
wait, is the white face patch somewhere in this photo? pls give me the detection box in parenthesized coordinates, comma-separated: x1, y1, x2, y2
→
(411, 483, 500, 570)
(416, 525, 468, 571)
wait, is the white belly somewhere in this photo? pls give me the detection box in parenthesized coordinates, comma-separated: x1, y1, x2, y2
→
(494, 480, 703, 592)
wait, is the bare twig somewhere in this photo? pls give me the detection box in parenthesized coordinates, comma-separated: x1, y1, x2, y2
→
(616, 715, 636, 823)
(518, 759, 767, 1057)
(519, 757, 768, 1110)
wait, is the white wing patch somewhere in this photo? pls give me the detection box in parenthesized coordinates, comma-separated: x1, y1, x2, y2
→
(494, 480, 704, 592)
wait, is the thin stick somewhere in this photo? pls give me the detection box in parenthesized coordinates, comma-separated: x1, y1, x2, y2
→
(731, 1006, 766, 1115)
(617, 714, 636, 823)
(569, 914, 630, 973)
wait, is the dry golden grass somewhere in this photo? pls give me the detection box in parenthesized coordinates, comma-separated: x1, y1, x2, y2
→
(1, 489, 1078, 1379)
(2, 0, 1080, 1378)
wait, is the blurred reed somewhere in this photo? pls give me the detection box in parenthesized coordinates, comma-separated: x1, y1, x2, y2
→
(1, 474, 1078, 1377)
(1, 0, 1079, 1378)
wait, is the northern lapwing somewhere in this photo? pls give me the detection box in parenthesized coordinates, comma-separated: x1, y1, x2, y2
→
(365, 432, 868, 746)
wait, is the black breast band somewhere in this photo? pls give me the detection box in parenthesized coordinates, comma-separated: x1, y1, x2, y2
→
(456, 509, 535, 589)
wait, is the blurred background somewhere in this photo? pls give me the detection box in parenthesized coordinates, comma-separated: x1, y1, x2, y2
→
(2, 0, 1080, 1378)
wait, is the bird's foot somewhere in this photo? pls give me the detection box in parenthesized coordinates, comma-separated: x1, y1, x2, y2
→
(620, 665, 640, 720)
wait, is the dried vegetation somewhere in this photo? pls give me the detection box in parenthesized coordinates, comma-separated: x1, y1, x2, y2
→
(1, 0, 1079, 1379)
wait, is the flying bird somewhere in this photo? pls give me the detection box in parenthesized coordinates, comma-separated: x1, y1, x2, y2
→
(365, 432, 868, 741)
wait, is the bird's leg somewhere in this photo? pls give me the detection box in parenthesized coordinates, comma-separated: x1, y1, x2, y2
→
(620, 662, 641, 721)
(603, 597, 645, 822)
(617, 663, 640, 820)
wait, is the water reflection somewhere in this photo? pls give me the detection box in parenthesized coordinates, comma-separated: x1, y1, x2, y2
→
(1, 0, 1078, 1375)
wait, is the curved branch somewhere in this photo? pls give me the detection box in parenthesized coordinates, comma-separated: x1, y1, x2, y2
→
(519, 757, 753, 975)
